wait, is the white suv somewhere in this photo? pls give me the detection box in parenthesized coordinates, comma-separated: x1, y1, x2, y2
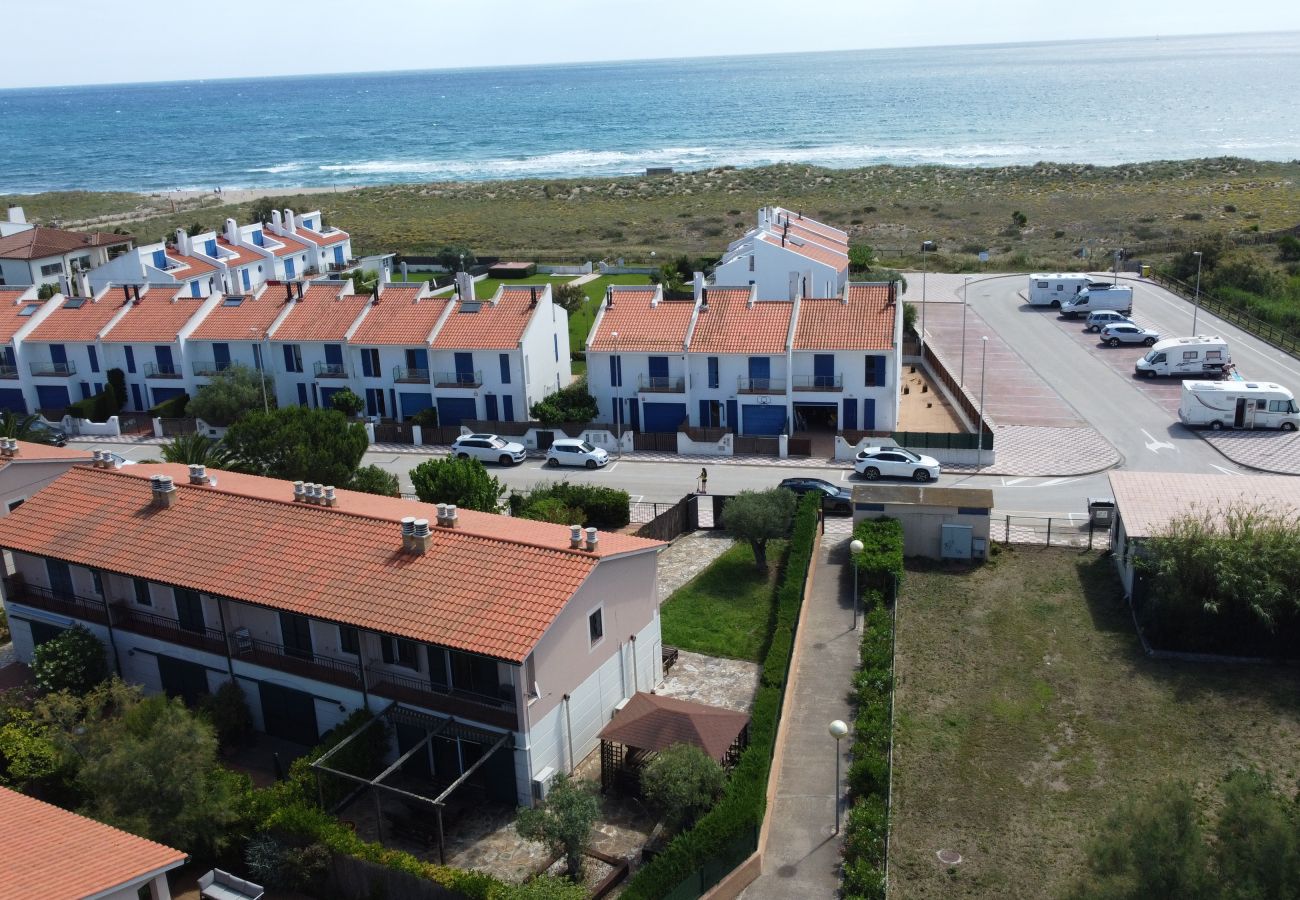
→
(854, 446, 941, 482)
(545, 438, 610, 469)
(450, 433, 527, 466)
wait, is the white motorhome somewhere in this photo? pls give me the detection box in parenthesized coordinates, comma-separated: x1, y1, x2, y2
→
(1026, 274, 1107, 307)
(1179, 380, 1300, 431)
(1136, 337, 1231, 378)
(1060, 285, 1133, 319)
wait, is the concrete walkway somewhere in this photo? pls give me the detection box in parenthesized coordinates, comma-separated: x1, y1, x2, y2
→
(741, 527, 857, 899)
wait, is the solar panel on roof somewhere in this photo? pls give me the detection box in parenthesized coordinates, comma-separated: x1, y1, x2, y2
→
(222, 296, 244, 306)
(63, 298, 86, 309)
(17, 304, 39, 317)
(459, 302, 481, 313)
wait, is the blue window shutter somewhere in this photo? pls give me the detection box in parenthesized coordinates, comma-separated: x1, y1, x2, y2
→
(213, 343, 230, 368)
(124, 346, 136, 374)
(499, 353, 511, 384)
(80, 381, 91, 400)
(252, 230, 264, 247)
(283, 345, 294, 371)
(875, 355, 887, 387)
(708, 357, 719, 388)
(863, 398, 876, 430)
(361, 350, 374, 378)
(87, 346, 99, 373)
(554, 334, 559, 361)
(152, 249, 167, 268)
(204, 239, 217, 257)
(503, 395, 514, 420)
(296, 383, 308, 406)
(190, 280, 201, 298)
(700, 400, 710, 425)
(241, 268, 251, 290)
(609, 355, 619, 388)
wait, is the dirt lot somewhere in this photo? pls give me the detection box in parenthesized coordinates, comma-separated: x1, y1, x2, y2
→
(896, 364, 964, 432)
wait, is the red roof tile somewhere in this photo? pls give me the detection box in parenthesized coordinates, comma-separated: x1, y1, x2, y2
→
(0, 785, 185, 900)
(351, 286, 448, 345)
(599, 691, 749, 760)
(794, 283, 896, 351)
(0, 226, 132, 260)
(101, 289, 205, 343)
(0, 440, 93, 472)
(772, 208, 847, 243)
(1109, 471, 1300, 539)
(299, 224, 349, 246)
(783, 221, 848, 250)
(270, 282, 369, 342)
(216, 236, 265, 268)
(587, 289, 693, 353)
(0, 293, 51, 343)
(187, 288, 285, 341)
(688, 291, 791, 354)
(268, 230, 311, 258)
(25, 289, 131, 343)
(758, 233, 847, 270)
(159, 248, 217, 280)
(0, 466, 660, 662)
(430, 286, 542, 350)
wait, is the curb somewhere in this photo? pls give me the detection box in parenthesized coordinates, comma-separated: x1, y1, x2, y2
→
(1187, 429, 1300, 477)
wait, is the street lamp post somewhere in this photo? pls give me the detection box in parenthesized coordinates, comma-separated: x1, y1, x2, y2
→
(920, 243, 928, 354)
(978, 337, 989, 467)
(960, 277, 970, 386)
(251, 328, 270, 413)
(829, 719, 849, 833)
(849, 538, 864, 630)
(1191, 250, 1204, 335)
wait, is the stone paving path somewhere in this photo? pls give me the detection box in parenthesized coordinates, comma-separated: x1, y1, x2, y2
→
(655, 530, 736, 601)
(1196, 429, 1300, 475)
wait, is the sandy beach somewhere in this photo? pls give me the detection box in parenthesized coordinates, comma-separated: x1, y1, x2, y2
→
(157, 185, 364, 205)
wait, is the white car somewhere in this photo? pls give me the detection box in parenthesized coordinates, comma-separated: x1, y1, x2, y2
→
(854, 446, 941, 482)
(545, 438, 610, 469)
(1100, 323, 1160, 347)
(450, 433, 527, 466)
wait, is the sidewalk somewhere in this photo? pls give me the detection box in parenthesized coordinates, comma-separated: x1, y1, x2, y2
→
(741, 527, 858, 898)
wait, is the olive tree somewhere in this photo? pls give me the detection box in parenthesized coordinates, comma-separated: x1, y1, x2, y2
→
(721, 488, 796, 572)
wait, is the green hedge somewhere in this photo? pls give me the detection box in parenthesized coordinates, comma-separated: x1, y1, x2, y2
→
(66, 386, 119, 422)
(149, 392, 190, 418)
(622, 494, 819, 899)
(508, 482, 631, 529)
(852, 518, 904, 597)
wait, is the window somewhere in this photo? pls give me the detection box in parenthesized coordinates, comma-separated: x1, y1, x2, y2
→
(174, 588, 205, 634)
(1182, 351, 1199, 361)
(707, 357, 719, 389)
(282, 344, 303, 373)
(91, 570, 104, 596)
(124, 346, 136, 374)
(1206, 351, 1223, 361)
(133, 578, 151, 606)
(39, 262, 64, 277)
(63, 297, 85, 309)
(381, 636, 419, 669)
(524, 655, 538, 699)
(499, 353, 511, 384)
(18, 304, 38, 317)
(609, 354, 622, 387)
(554, 334, 559, 362)
(588, 607, 604, 646)
(360, 348, 379, 378)
(87, 346, 99, 373)
(338, 626, 359, 655)
(222, 296, 244, 307)
(865, 355, 885, 387)
(279, 612, 314, 659)
(748, 255, 755, 272)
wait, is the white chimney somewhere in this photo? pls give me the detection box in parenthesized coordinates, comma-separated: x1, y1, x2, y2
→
(191, 464, 207, 484)
(270, 210, 282, 231)
(7, 205, 26, 225)
(570, 525, 583, 549)
(293, 481, 306, 502)
(456, 271, 475, 302)
(225, 218, 239, 242)
(445, 504, 458, 527)
(324, 486, 337, 507)
(283, 209, 296, 234)
(435, 503, 449, 526)
(151, 474, 177, 509)
(693, 271, 704, 302)
(585, 527, 599, 552)
(174, 228, 191, 256)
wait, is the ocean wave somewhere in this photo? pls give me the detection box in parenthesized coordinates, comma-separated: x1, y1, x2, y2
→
(249, 162, 306, 174)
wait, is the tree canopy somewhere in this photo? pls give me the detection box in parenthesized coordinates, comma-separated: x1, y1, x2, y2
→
(721, 488, 796, 571)
(515, 774, 600, 878)
(328, 388, 365, 418)
(160, 433, 236, 469)
(552, 282, 586, 313)
(409, 456, 502, 512)
(187, 363, 273, 426)
(530, 380, 599, 426)
(31, 625, 108, 695)
(223, 406, 368, 487)
(640, 743, 725, 832)
(348, 464, 400, 497)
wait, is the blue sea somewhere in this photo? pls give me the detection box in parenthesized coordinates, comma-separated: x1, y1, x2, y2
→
(2, 31, 1298, 194)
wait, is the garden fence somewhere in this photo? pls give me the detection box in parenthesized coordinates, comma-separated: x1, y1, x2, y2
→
(1000, 515, 1110, 550)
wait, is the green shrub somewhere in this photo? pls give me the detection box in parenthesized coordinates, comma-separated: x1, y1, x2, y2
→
(328, 388, 365, 417)
(348, 464, 400, 497)
(518, 496, 582, 525)
(530, 379, 598, 426)
(31, 624, 108, 694)
(510, 482, 630, 529)
(198, 680, 254, 748)
(642, 744, 727, 833)
(851, 518, 904, 598)
(106, 369, 127, 412)
(149, 392, 190, 418)
(409, 406, 439, 427)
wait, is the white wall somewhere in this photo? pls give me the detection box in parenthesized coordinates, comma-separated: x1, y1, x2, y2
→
(518, 288, 571, 406)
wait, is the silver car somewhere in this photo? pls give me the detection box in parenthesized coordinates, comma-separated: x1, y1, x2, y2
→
(450, 433, 527, 466)
(1100, 323, 1160, 347)
(1085, 310, 1133, 333)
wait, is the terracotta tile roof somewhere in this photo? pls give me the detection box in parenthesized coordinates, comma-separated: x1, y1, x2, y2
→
(269, 282, 369, 342)
(598, 691, 750, 760)
(758, 233, 847, 270)
(772, 208, 847, 243)
(0, 440, 93, 471)
(0, 226, 131, 260)
(0, 785, 185, 900)
(688, 291, 790, 354)
(587, 289, 693, 353)
(782, 220, 849, 250)
(1108, 471, 1300, 539)
(25, 289, 131, 343)
(216, 236, 265, 268)
(101, 289, 205, 343)
(0, 293, 51, 343)
(299, 224, 349, 246)
(430, 285, 541, 350)
(267, 230, 311, 258)
(793, 283, 896, 351)
(187, 288, 284, 341)
(351, 286, 448, 345)
(159, 248, 217, 280)
(0, 466, 661, 662)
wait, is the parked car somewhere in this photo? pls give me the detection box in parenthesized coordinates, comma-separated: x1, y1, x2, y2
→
(1084, 310, 1133, 333)
(26, 420, 67, 447)
(545, 438, 610, 469)
(450, 433, 526, 466)
(777, 477, 852, 514)
(854, 446, 941, 482)
(1100, 323, 1160, 347)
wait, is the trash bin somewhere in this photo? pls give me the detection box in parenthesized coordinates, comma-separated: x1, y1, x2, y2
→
(1140, 264, 1151, 278)
(1088, 498, 1116, 528)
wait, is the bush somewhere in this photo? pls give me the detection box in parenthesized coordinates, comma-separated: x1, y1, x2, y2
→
(410, 456, 503, 512)
(509, 482, 630, 529)
(641, 744, 726, 832)
(189, 364, 274, 426)
(198, 680, 254, 748)
(149, 392, 190, 418)
(348, 464, 400, 497)
(530, 380, 599, 426)
(518, 496, 582, 525)
(409, 406, 439, 427)
(329, 388, 365, 417)
(851, 518, 904, 598)
(516, 774, 601, 878)
(31, 624, 108, 694)
(106, 369, 127, 412)
(65, 386, 119, 423)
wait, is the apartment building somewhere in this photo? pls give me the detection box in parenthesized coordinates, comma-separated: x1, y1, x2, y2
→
(0, 205, 133, 290)
(0, 285, 60, 414)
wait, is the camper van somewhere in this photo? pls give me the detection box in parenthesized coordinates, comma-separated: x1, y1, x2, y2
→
(1136, 337, 1231, 378)
(1026, 274, 1110, 307)
(1179, 381, 1300, 431)
(1060, 285, 1134, 319)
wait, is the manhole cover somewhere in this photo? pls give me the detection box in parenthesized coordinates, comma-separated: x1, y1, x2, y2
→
(937, 849, 963, 865)
(776, 864, 797, 878)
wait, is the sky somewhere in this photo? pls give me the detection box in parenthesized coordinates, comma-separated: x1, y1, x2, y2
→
(5, 0, 1300, 89)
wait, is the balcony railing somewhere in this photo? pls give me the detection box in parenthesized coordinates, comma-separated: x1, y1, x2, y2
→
(792, 374, 843, 391)
(29, 361, 75, 377)
(110, 605, 227, 656)
(638, 375, 685, 393)
(393, 366, 431, 383)
(2, 577, 108, 625)
(737, 376, 786, 394)
(191, 359, 233, 376)
(143, 361, 182, 379)
(0, 365, 16, 379)
(313, 361, 348, 378)
(434, 370, 483, 388)
(235, 637, 363, 691)
(368, 666, 518, 730)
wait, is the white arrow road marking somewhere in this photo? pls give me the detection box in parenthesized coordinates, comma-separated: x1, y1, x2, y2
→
(1209, 464, 1242, 476)
(1001, 477, 1028, 486)
(1036, 478, 1081, 488)
(1141, 428, 1177, 453)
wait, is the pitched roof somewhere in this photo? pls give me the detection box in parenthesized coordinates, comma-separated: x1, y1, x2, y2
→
(299, 224, 349, 246)
(1109, 471, 1300, 539)
(430, 285, 542, 351)
(587, 289, 693, 353)
(267, 230, 311, 258)
(101, 289, 204, 343)
(793, 283, 896, 351)
(187, 288, 284, 341)
(216, 236, 265, 268)
(0, 225, 131, 260)
(157, 248, 217, 281)
(350, 286, 448, 345)
(25, 289, 130, 343)
(771, 207, 848, 243)
(598, 691, 750, 760)
(0, 785, 185, 900)
(782, 220, 849, 249)
(269, 281, 369, 342)
(0, 465, 662, 662)
(0, 293, 51, 344)
(0, 440, 93, 471)
(758, 233, 848, 270)
(689, 291, 790, 354)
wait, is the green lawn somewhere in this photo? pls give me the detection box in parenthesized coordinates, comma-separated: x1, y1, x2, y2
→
(660, 540, 785, 662)
(569, 274, 652, 351)
(890, 547, 1300, 900)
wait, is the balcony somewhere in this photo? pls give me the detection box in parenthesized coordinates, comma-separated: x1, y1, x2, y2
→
(737, 376, 786, 395)
(234, 637, 363, 692)
(0, 365, 16, 379)
(110, 605, 227, 656)
(434, 370, 482, 388)
(191, 359, 233, 377)
(393, 366, 431, 384)
(143, 361, 182, 379)
(29, 361, 75, 377)
(2, 577, 108, 625)
(368, 667, 518, 731)
(792, 374, 843, 392)
(638, 375, 685, 393)
(313, 361, 348, 378)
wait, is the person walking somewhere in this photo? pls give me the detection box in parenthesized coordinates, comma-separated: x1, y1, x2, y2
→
(697, 467, 708, 494)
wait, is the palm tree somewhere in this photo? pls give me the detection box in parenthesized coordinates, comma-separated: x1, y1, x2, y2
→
(160, 433, 236, 469)
(0, 410, 43, 441)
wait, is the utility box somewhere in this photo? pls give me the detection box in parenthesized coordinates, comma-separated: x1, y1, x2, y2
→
(940, 524, 973, 559)
(1088, 498, 1116, 528)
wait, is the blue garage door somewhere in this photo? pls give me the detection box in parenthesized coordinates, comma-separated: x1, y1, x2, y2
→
(318, 387, 344, 410)
(437, 397, 477, 427)
(642, 402, 687, 433)
(150, 386, 185, 406)
(742, 403, 786, 435)
(36, 385, 70, 411)
(0, 389, 27, 414)
(400, 392, 433, 418)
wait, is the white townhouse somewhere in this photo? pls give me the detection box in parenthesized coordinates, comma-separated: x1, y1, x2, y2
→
(183, 282, 283, 396)
(267, 208, 354, 276)
(98, 284, 219, 411)
(345, 282, 448, 421)
(0, 285, 62, 415)
(0, 206, 133, 291)
(263, 280, 373, 411)
(89, 231, 223, 299)
(711, 206, 849, 300)
(0, 462, 666, 808)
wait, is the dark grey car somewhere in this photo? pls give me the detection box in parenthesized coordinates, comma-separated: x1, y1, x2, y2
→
(778, 477, 852, 514)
